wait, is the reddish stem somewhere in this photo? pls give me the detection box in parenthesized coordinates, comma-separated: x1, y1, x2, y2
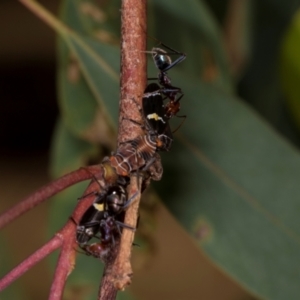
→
(98, 0, 147, 297)
(49, 224, 76, 300)
(49, 177, 105, 299)
(98, 268, 118, 300)
(0, 236, 62, 291)
(0, 168, 105, 295)
(0, 165, 102, 229)
(117, 0, 147, 145)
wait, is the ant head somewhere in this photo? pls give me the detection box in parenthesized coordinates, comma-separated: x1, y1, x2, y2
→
(152, 47, 172, 72)
(106, 185, 127, 214)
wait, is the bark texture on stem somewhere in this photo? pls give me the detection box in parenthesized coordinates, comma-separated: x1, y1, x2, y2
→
(98, 0, 147, 298)
(117, 0, 147, 145)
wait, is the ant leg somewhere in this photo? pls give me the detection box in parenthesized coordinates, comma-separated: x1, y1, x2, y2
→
(158, 43, 186, 55)
(141, 156, 157, 172)
(162, 54, 186, 72)
(70, 215, 104, 236)
(142, 42, 184, 57)
(115, 220, 136, 231)
(161, 86, 182, 96)
(141, 153, 163, 187)
(146, 35, 182, 54)
(78, 220, 101, 229)
(172, 115, 187, 134)
(122, 117, 145, 133)
(122, 117, 143, 127)
(153, 42, 186, 72)
(70, 216, 78, 225)
(114, 222, 123, 237)
(77, 190, 98, 201)
(76, 248, 87, 255)
(121, 191, 139, 210)
(143, 89, 163, 99)
(112, 189, 139, 212)
(78, 167, 106, 193)
(121, 97, 145, 129)
(174, 93, 184, 103)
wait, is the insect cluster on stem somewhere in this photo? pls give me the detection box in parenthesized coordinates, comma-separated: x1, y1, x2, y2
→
(76, 40, 186, 262)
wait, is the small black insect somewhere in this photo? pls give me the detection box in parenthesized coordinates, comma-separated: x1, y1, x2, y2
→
(146, 42, 186, 120)
(147, 44, 186, 83)
(109, 83, 173, 178)
(78, 213, 126, 262)
(76, 181, 134, 246)
(142, 83, 173, 151)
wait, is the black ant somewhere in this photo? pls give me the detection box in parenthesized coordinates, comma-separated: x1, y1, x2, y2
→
(145, 41, 186, 122)
(110, 83, 173, 177)
(75, 176, 136, 246)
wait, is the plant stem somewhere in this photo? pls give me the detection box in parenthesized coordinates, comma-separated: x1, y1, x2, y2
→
(98, 0, 147, 298)
(0, 165, 102, 229)
(0, 236, 62, 291)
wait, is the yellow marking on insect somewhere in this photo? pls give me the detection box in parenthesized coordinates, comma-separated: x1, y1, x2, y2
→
(147, 113, 165, 123)
(93, 203, 104, 212)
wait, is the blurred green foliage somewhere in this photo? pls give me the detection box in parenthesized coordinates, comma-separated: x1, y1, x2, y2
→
(47, 0, 300, 299)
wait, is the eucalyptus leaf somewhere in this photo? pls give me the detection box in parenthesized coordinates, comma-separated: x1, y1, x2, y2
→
(50, 118, 98, 177)
(57, 0, 120, 138)
(57, 35, 119, 137)
(151, 0, 233, 93)
(157, 74, 300, 300)
(52, 0, 300, 299)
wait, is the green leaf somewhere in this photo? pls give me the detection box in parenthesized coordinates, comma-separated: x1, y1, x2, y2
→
(156, 74, 300, 300)
(50, 118, 98, 177)
(51, 0, 300, 299)
(150, 0, 233, 93)
(57, 34, 119, 138)
(57, 0, 120, 140)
